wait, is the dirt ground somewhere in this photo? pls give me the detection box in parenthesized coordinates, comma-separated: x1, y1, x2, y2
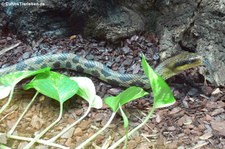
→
(0, 34, 224, 149)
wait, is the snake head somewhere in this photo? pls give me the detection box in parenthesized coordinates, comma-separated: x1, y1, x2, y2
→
(155, 52, 203, 79)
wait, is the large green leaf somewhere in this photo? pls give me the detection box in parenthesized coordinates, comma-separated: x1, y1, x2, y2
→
(104, 86, 148, 112)
(24, 71, 79, 104)
(0, 67, 51, 87)
(0, 67, 51, 99)
(141, 54, 175, 108)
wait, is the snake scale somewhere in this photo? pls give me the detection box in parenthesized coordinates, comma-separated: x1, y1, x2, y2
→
(0, 52, 203, 89)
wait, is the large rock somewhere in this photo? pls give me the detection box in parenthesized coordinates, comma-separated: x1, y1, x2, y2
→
(1, 0, 158, 42)
(1, 0, 225, 85)
(156, 0, 225, 86)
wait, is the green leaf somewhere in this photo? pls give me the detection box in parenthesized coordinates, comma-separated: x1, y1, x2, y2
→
(104, 86, 148, 112)
(118, 87, 148, 106)
(70, 77, 102, 109)
(24, 71, 79, 104)
(0, 67, 51, 99)
(141, 54, 176, 108)
(0, 67, 51, 87)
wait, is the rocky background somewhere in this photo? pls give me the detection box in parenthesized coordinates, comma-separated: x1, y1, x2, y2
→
(1, 0, 224, 86)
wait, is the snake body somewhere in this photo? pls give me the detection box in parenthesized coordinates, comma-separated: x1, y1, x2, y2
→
(0, 52, 203, 89)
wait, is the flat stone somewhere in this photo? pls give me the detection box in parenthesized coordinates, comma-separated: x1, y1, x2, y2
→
(61, 127, 75, 138)
(65, 138, 75, 148)
(167, 126, 176, 131)
(132, 63, 140, 74)
(199, 132, 213, 140)
(187, 88, 199, 96)
(74, 109, 83, 116)
(122, 46, 130, 54)
(211, 108, 225, 116)
(0, 133, 7, 144)
(211, 120, 225, 136)
(74, 127, 83, 136)
(22, 52, 30, 59)
(122, 58, 132, 66)
(107, 88, 121, 95)
(95, 113, 106, 122)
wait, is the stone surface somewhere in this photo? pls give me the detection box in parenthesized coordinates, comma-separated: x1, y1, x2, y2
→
(210, 120, 225, 136)
(1, 1, 225, 85)
(156, 0, 225, 86)
(61, 127, 75, 139)
(1, 0, 157, 42)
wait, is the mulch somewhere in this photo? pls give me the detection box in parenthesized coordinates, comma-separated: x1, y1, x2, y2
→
(0, 33, 224, 149)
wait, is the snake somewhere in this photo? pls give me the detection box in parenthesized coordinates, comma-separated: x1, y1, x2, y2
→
(0, 52, 203, 89)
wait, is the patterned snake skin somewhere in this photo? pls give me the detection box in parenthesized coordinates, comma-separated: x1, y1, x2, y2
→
(0, 52, 203, 89)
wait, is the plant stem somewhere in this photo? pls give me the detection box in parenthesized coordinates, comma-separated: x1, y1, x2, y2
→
(76, 112, 117, 149)
(48, 103, 92, 142)
(0, 86, 14, 114)
(108, 106, 155, 149)
(7, 91, 39, 136)
(24, 102, 64, 149)
(8, 134, 68, 149)
(123, 128, 128, 149)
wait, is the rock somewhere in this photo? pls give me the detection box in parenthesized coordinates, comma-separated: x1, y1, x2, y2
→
(107, 88, 121, 95)
(6, 37, 12, 40)
(122, 46, 130, 54)
(94, 113, 105, 122)
(74, 127, 83, 136)
(167, 126, 176, 131)
(132, 63, 140, 74)
(178, 115, 192, 126)
(65, 138, 75, 148)
(78, 120, 91, 130)
(169, 107, 182, 115)
(31, 115, 44, 129)
(157, 0, 225, 86)
(2, 0, 156, 42)
(122, 58, 133, 66)
(0, 133, 7, 144)
(211, 120, 225, 136)
(199, 132, 213, 140)
(211, 88, 222, 95)
(205, 114, 213, 121)
(210, 108, 225, 116)
(74, 109, 83, 116)
(22, 52, 31, 59)
(61, 127, 75, 139)
(127, 140, 137, 149)
(187, 88, 199, 96)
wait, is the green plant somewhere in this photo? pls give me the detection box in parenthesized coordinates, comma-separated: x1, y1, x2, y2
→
(0, 69, 102, 148)
(46, 77, 102, 143)
(0, 67, 51, 113)
(76, 86, 148, 149)
(108, 54, 176, 148)
(22, 71, 79, 148)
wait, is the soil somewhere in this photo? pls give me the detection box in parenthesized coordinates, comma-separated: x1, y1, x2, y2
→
(0, 34, 224, 149)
